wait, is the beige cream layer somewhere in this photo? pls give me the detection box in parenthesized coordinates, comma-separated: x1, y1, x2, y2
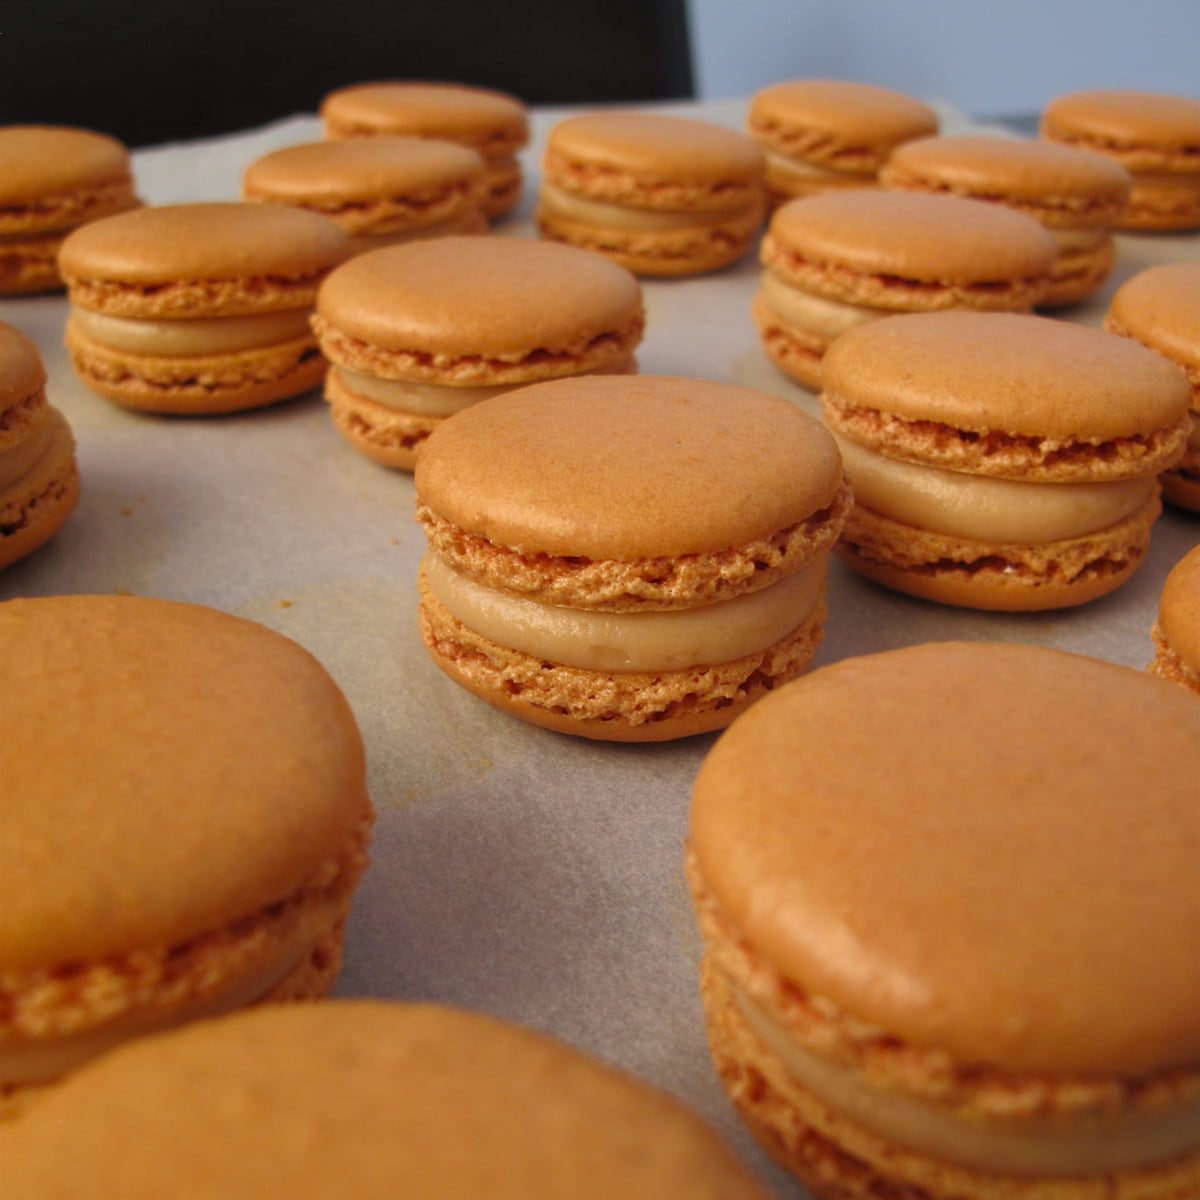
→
(1049, 226, 1109, 250)
(735, 983, 1200, 1175)
(68, 307, 314, 356)
(836, 435, 1158, 541)
(539, 182, 752, 229)
(422, 552, 826, 671)
(758, 272, 882, 340)
(0, 421, 53, 491)
(764, 151, 872, 188)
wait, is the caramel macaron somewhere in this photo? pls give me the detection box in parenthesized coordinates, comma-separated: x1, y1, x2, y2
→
(0, 323, 80, 569)
(754, 190, 1056, 389)
(1041, 89, 1200, 230)
(821, 311, 1190, 610)
(881, 134, 1131, 307)
(1150, 545, 1200, 694)
(59, 202, 351, 413)
(0, 595, 372, 1116)
(538, 112, 767, 276)
(242, 137, 488, 252)
(320, 81, 529, 218)
(0, 125, 140, 295)
(688, 640, 1200, 1200)
(1106, 262, 1200, 511)
(747, 79, 939, 205)
(312, 236, 644, 469)
(3, 1001, 771, 1198)
(415, 375, 849, 741)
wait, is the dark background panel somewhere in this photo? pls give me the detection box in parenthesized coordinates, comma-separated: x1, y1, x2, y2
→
(1, 0, 694, 147)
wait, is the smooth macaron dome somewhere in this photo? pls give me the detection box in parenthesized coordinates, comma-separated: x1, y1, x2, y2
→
(688, 641, 1200, 1200)
(0, 125, 140, 295)
(241, 137, 488, 252)
(2, 1001, 772, 1198)
(1150, 544, 1200, 694)
(538, 112, 767, 276)
(312, 236, 645, 469)
(0, 595, 372, 1115)
(746, 79, 939, 205)
(0, 322, 80, 569)
(880, 134, 1131, 307)
(1041, 90, 1200, 230)
(821, 311, 1191, 610)
(58, 201, 351, 413)
(319, 81, 530, 218)
(753, 189, 1057, 390)
(414, 374, 850, 741)
(1106, 262, 1200, 512)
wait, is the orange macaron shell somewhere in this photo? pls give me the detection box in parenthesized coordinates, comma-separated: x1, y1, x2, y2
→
(415, 375, 849, 740)
(1150, 545, 1200, 693)
(0, 595, 372, 1112)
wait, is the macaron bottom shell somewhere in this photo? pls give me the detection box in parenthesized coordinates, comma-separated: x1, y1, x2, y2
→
(0, 407, 80, 570)
(0, 233, 69, 296)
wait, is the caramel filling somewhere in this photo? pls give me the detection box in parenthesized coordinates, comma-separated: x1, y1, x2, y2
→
(765, 151, 875, 188)
(759, 272, 883, 340)
(1049, 227, 1109, 251)
(69, 306, 314, 356)
(835, 435, 1157, 542)
(0, 419, 53, 490)
(422, 552, 826, 671)
(1, 941, 309, 1086)
(344, 210, 483, 255)
(334, 357, 635, 418)
(735, 984, 1200, 1175)
(539, 182, 751, 229)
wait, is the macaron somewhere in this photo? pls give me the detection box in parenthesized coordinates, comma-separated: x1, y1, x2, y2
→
(1149, 544, 1200, 694)
(746, 79, 939, 205)
(319, 81, 530, 218)
(2, 1001, 772, 1198)
(537, 112, 767, 276)
(0, 322, 80, 569)
(312, 236, 644, 469)
(241, 137, 489, 252)
(1041, 89, 1200, 230)
(415, 374, 850, 741)
(753, 190, 1057, 390)
(820, 311, 1190, 610)
(59, 202, 351, 414)
(1105, 262, 1200, 511)
(688, 640, 1200, 1200)
(0, 125, 140, 295)
(0, 594, 373, 1116)
(880, 134, 1132, 307)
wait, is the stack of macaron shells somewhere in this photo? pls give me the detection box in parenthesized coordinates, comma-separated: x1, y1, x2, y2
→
(319, 81, 530, 219)
(241, 137, 489, 252)
(414, 375, 850, 740)
(537, 111, 767, 276)
(1105, 261, 1200, 512)
(2, 1001, 772, 1198)
(58, 201, 351, 413)
(820, 311, 1191, 610)
(1041, 89, 1200, 230)
(753, 189, 1057, 389)
(746, 78, 939, 204)
(0, 323, 80, 569)
(0, 125, 140, 295)
(879, 134, 1132, 307)
(0, 594, 373, 1116)
(687, 640, 1200, 1200)
(1149, 544, 1200, 694)
(311, 236, 645, 469)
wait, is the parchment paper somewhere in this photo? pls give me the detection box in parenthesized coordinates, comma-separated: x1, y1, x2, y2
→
(3, 98, 1197, 1198)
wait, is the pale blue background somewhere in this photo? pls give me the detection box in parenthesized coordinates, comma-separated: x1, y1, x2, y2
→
(687, 0, 1200, 118)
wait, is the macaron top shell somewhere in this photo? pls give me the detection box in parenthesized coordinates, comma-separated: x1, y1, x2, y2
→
(768, 190, 1056, 283)
(0, 322, 48, 409)
(3, 1002, 770, 1198)
(242, 137, 485, 203)
(415, 375, 843, 560)
(1042, 90, 1200, 168)
(0, 125, 133, 203)
(690, 641, 1200, 1076)
(0, 595, 368, 972)
(1159, 545, 1200, 672)
(1108, 262, 1200, 374)
(315, 236, 642, 358)
(823, 310, 1191, 441)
